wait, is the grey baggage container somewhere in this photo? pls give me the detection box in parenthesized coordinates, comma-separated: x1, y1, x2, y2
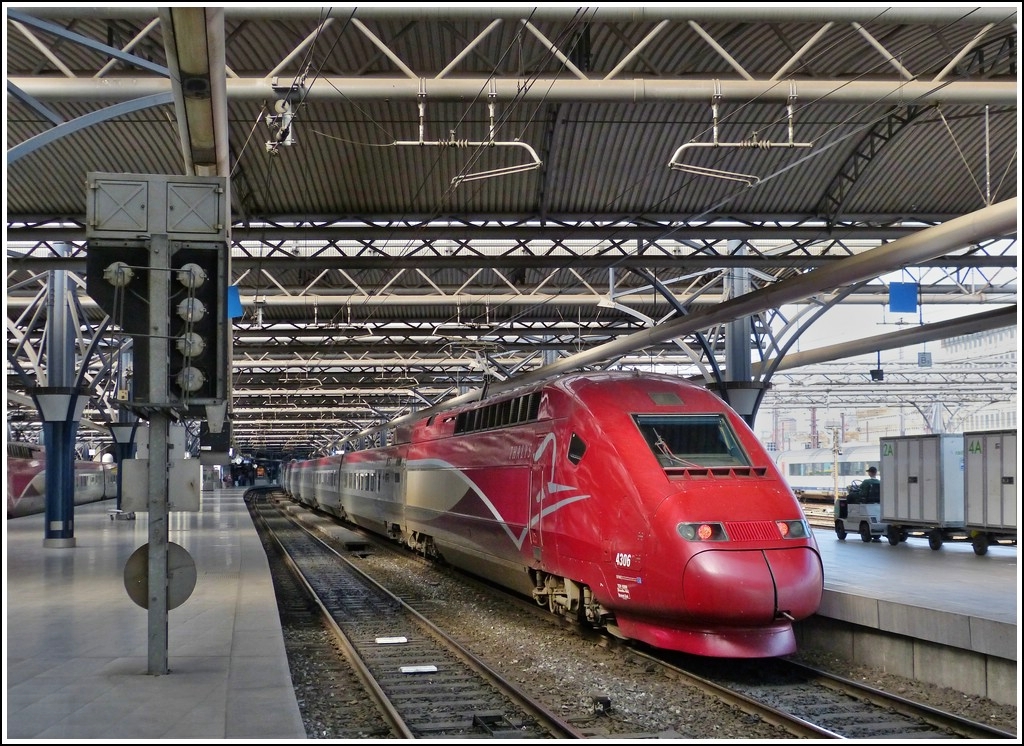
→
(880, 434, 965, 550)
(880, 433, 965, 526)
(963, 429, 1017, 555)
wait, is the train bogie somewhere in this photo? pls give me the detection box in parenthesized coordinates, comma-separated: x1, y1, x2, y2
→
(284, 372, 823, 658)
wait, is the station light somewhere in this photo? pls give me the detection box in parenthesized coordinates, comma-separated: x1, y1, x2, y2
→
(168, 244, 228, 411)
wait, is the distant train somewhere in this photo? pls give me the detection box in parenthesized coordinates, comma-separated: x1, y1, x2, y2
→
(6, 442, 118, 518)
(284, 370, 823, 658)
(773, 444, 880, 501)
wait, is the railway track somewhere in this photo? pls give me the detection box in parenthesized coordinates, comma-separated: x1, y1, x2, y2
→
(248, 488, 582, 739)
(801, 501, 838, 530)
(659, 654, 1017, 740)
(250, 488, 1014, 740)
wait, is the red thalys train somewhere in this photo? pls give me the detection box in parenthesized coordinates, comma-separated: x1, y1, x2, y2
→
(284, 371, 823, 658)
(6, 442, 118, 518)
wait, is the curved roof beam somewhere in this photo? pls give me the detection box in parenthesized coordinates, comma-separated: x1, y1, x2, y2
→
(6, 93, 174, 165)
(349, 198, 1018, 439)
(753, 305, 1017, 374)
(818, 105, 928, 227)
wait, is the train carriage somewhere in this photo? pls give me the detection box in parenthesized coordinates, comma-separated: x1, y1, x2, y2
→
(337, 443, 407, 536)
(7, 442, 117, 518)
(401, 389, 544, 594)
(286, 371, 824, 658)
(773, 445, 880, 501)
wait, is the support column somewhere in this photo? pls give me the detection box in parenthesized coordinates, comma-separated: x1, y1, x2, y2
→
(147, 411, 171, 675)
(29, 387, 89, 548)
(716, 241, 769, 426)
(714, 380, 770, 427)
(109, 420, 141, 513)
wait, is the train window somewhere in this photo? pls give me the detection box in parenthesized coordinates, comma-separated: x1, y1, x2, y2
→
(454, 393, 542, 434)
(634, 414, 750, 468)
(567, 433, 587, 465)
(9, 443, 36, 459)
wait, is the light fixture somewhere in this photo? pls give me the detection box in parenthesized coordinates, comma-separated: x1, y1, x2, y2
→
(163, 7, 222, 174)
(869, 350, 884, 381)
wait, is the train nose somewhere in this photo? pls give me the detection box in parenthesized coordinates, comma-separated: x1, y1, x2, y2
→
(680, 546, 823, 623)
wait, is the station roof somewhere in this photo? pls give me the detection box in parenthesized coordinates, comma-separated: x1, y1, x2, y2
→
(5, 5, 1019, 459)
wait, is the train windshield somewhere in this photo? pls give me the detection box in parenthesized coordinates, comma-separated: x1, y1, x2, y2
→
(633, 414, 750, 468)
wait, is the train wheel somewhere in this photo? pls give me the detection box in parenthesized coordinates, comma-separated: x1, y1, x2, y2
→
(886, 526, 901, 546)
(928, 529, 944, 551)
(859, 523, 872, 543)
(972, 534, 989, 556)
(834, 520, 847, 540)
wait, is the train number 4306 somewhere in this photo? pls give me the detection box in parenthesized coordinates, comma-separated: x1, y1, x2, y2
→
(615, 552, 633, 567)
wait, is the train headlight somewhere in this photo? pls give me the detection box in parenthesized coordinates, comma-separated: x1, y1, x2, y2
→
(677, 522, 728, 542)
(776, 519, 809, 539)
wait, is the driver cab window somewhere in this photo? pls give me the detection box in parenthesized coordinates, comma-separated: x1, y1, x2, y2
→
(634, 414, 749, 468)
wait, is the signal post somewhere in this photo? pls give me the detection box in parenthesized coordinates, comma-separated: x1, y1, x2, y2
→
(85, 172, 230, 675)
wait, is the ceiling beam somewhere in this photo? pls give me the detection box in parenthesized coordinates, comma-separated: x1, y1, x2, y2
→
(20, 6, 1015, 24)
(159, 7, 229, 177)
(753, 306, 1018, 374)
(11, 76, 1016, 106)
(343, 198, 1017, 439)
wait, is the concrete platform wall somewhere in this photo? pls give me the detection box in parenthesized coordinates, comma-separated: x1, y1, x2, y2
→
(795, 590, 1017, 706)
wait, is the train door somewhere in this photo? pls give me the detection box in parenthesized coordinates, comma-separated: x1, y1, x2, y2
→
(528, 432, 553, 559)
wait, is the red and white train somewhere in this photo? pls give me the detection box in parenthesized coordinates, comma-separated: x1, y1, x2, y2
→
(6, 441, 118, 518)
(284, 371, 823, 658)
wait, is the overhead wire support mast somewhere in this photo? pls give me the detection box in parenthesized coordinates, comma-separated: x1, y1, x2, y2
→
(668, 83, 814, 185)
(392, 83, 542, 186)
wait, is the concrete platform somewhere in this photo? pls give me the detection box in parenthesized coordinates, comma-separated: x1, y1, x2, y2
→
(799, 527, 1018, 705)
(3, 488, 306, 740)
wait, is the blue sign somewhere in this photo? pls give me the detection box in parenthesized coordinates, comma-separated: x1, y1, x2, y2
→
(889, 282, 918, 313)
(227, 285, 244, 319)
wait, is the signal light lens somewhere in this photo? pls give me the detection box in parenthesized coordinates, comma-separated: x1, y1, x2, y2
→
(176, 262, 207, 289)
(677, 522, 728, 542)
(176, 366, 207, 393)
(777, 519, 808, 539)
(177, 297, 207, 323)
(176, 332, 206, 357)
